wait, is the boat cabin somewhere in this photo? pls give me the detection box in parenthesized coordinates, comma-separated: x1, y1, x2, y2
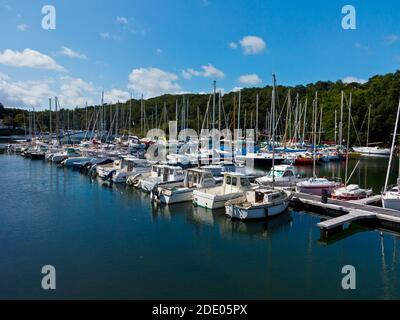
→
(150, 165, 184, 181)
(222, 172, 251, 194)
(184, 169, 215, 188)
(267, 165, 298, 178)
(115, 156, 150, 171)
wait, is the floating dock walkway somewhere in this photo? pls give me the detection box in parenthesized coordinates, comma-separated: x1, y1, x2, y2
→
(290, 192, 400, 237)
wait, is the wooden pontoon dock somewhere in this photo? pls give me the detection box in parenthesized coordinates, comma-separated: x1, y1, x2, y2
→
(290, 192, 400, 237)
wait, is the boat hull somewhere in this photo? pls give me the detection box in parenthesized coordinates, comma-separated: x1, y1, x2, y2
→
(382, 194, 400, 211)
(193, 191, 244, 210)
(226, 201, 290, 220)
(297, 184, 340, 196)
(159, 189, 194, 204)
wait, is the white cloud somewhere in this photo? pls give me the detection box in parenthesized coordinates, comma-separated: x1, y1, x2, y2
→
(0, 72, 132, 108)
(383, 34, 399, 45)
(58, 76, 97, 107)
(0, 73, 54, 107)
(58, 46, 87, 60)
(228, 42, 238, 49)
(238, 74, 262, 86)
(116, 16, 128, 25)
(128, 67, 182, 98)
(230, 87, 242, 93)
(16, 24, 28, 32)
(156, 48, 162, 55)
(182, 64, 225, 80)
(239, 36, 266, 55)
(0, 49, 65, 72)
(354, 42, 370, 52)
(104, 89, 131, 104)
(342, 76, 367, 84)
(100, 32, 110, 39)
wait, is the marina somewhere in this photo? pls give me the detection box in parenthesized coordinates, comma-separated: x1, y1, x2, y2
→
(2, 74, 400, 300)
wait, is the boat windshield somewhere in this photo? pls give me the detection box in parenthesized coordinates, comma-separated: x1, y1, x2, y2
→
(268, 170, 284, 178)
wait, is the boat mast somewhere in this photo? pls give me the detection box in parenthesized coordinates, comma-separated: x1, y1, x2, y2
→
(345, 93, 352, 186)
(212, 81, 216, 130)
(237, 90, 241, 133)
(55, 96, 59, 144)
(197, 105, 200, 134)
(339, 90, 344, 147)
(49, 98, 52, 142)
(129, 94, 132, 134)
(175, 99, 178, 132)
(334, 109, 337, 145)
(384, 98, 400, 192)
(272, 74, 277, 187)
(256, 94, 259, 144)
(318, 104, 323, 145)
(302, 97, 307, 146)
(101, 91, 104, 138)
(294, 93, 299, 145)
(366, 104, 371, 148)
(313, 92, 318, 178)
(218, 89, 222, 132)
(141, 94, 144, 135)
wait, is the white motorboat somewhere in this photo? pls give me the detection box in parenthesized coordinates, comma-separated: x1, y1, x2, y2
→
(151, 168, 218, 204)
(225, 188, 293, 220)
(296, 178, 342, 196)
(382, 185, 400, 210)
(51, 147, 80, 163)
(137, 165, 185, 192)
(256, 165, 306, 187)
(193, 172, 257, 210)
(331, 184, 373, 201)
(352, 146, 390, 156)
(98, 156, 152, 184)
(61, 157, 95, 167)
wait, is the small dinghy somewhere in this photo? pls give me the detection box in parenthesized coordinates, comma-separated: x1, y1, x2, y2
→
(297, 178, 342, 196)
(331, 184, 373, 201)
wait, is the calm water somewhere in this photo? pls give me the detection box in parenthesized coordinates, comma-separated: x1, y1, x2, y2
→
(0, 154, 399, 300)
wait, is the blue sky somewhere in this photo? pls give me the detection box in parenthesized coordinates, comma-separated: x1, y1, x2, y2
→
(0, 0, 400, 109)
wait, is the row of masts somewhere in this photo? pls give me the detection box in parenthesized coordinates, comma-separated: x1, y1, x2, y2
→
(23, 82, 363, 149)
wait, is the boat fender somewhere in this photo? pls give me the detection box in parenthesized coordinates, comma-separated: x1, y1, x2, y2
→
(128, 173, 142, 187)
(152, 185, 160, 200)
(103, 170, 116, 181)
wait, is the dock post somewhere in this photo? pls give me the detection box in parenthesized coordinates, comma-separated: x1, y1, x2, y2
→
(321, 189, 328, 204)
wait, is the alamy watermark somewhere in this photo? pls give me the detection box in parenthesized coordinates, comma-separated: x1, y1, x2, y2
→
(341, 265, 356, 290)
(41, 265, 56, 290)
(41, 5, 56, 30)
(342, 5, 356, 30)
(142, 122, 255, 169)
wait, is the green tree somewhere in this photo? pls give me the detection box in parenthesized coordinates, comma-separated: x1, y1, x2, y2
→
(14, 113, 25, 128)
(3, 115, 14, 127)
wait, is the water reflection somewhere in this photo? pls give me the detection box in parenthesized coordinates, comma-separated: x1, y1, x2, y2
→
(152, 202, 293, 239)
